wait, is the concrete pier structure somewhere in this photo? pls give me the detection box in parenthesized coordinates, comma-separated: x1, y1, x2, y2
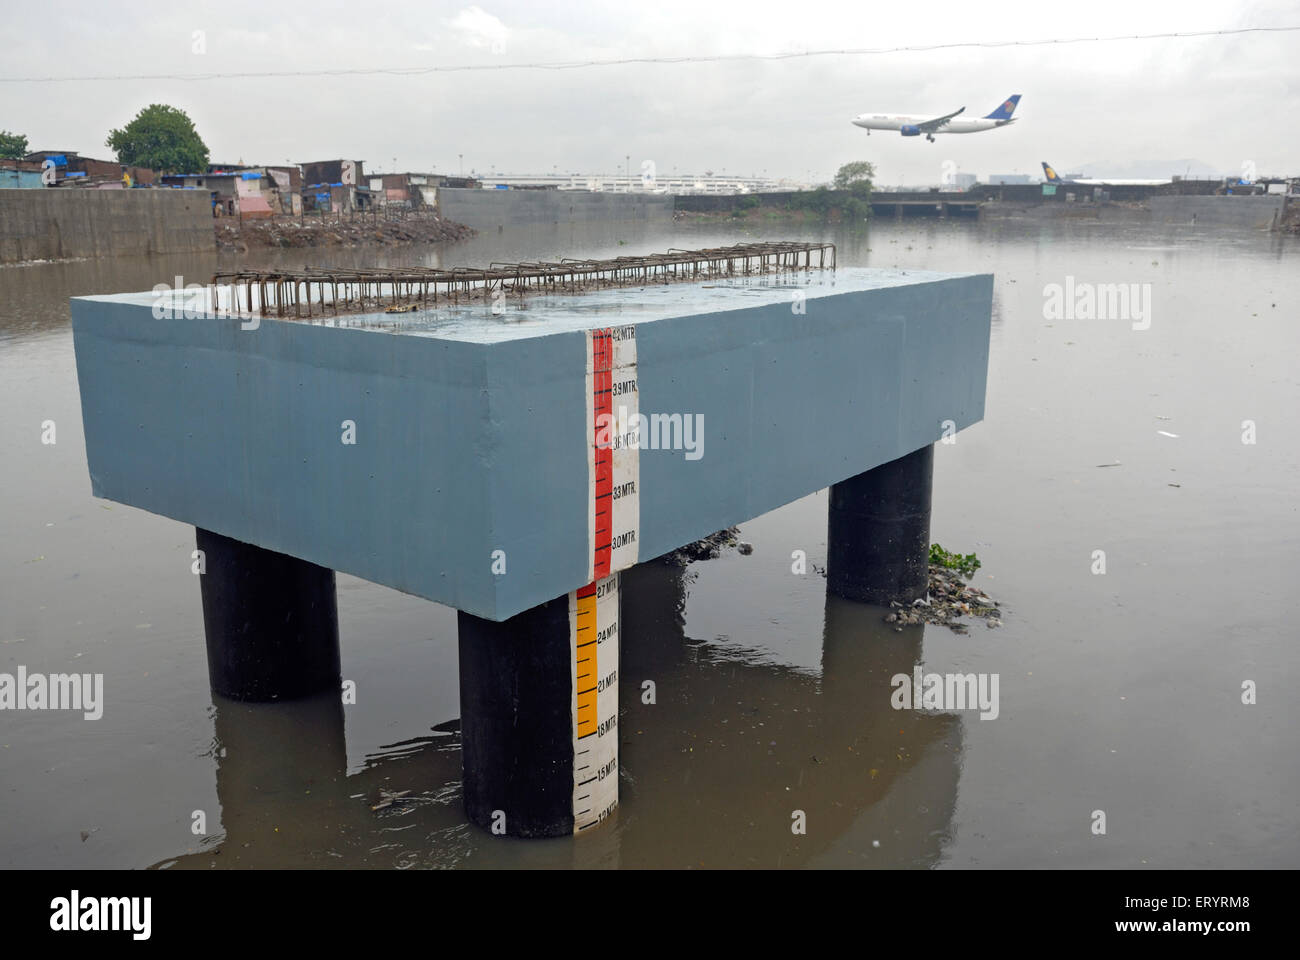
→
(70, 245, 993, 837)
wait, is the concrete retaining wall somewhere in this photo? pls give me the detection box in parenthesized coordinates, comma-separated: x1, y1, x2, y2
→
(437, 188, 673, 231)
(0, 189, 215, 263)
(676, 181, 1229, 216)
(980, 203, 1152, 223)
(675, 192, 803, 213)
(1148, 195, 1285, 229)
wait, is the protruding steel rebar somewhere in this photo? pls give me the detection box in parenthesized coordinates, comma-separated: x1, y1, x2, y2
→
(209, 241, 836, 319)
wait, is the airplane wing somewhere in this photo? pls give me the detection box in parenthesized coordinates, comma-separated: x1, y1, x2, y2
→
(917, 107, 965, 132)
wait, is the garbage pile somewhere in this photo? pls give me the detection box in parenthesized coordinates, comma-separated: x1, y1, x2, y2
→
(885, 567, 1004, 633)
(216, 213, 475, 251)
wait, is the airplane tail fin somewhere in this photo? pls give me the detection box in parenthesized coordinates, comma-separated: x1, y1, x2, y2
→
(984, 95, 1021, 120)
(1041, 162, 1064, 183)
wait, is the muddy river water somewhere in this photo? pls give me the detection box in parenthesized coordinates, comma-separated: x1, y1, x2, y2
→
(1, 215, 1295, 868)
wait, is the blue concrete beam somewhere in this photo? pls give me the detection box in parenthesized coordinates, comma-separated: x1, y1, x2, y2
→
(71, 268, 992, 621)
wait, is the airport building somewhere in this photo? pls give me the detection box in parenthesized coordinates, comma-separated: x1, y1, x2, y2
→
(472, 172, 808, 195)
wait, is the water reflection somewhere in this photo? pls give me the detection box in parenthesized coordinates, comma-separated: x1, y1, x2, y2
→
(153, 558, 959, 869)
(616, 560, 961, 868)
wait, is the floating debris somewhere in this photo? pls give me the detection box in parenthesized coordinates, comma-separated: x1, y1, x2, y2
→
(371, 789, 413, 811)
(884, 565, 1003, 634)
(662, 527, 740, 565)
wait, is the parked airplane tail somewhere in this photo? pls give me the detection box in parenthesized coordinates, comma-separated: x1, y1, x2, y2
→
(984, 95, 1021, 120)
(1041, 162, 1064, 183)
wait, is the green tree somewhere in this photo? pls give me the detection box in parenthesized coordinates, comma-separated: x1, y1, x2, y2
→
(832, 160, 875, 191)
(0, 130, 28, 160)
(106, 104, 209, 175)
(792, 186, 832, 214)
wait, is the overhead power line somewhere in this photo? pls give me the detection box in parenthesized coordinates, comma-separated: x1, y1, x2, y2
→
(1, 25, 1296, 83)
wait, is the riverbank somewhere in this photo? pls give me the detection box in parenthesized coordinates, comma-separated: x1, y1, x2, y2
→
(1282, 202, 1300, 234)
(673, 207, 833, 225)
(215, 212, 475, 251)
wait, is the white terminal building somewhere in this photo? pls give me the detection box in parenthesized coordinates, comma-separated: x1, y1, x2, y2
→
(472, 173, 810, 195)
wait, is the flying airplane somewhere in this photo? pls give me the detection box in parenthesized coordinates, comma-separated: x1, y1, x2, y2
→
(851, 95, 1021, 142)
(1041, 162, 1171, 187)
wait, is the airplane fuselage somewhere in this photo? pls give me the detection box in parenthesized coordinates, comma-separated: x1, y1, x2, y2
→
(1058, 177, 1171, 186)
(1042, 162, 1170, 187)
(851, 114, 1014, 135)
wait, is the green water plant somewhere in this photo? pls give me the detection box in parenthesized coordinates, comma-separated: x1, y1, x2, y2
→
(929, 543, 981, 579)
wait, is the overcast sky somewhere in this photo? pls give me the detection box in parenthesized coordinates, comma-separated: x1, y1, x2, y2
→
(2, 0, 1297, 185)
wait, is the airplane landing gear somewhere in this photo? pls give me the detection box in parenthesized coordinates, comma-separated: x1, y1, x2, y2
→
(926, 134, 935, 142)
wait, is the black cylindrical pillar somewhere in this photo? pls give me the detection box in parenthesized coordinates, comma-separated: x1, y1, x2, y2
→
(196, 528, 341, 702)
(458, 597, 573, 838)
(458, 575, 621, 838)
(827, 444, 933, 606)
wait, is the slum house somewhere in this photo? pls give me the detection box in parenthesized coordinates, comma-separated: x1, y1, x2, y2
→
(216, 163, 303, 214)
(372, 172, 417, 209)
(161, 164, 297, 218)
(265, 165, 302, 215)
(0, 159, 45, 188)
(300, 158, 363, 186)
(162, 169, 249, 217)
(366, 172, 482, 211)
(302, 181, 375, 214)
(22, 150, 156, 187)
(300, 159, 372, 213)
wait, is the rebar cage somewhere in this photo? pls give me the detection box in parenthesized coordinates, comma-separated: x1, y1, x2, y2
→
(209, 241, 837, 318)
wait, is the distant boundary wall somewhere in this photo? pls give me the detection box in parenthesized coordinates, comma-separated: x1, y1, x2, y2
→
(0, 189, 215, 263)
(437, 188, 673, 231)
(674, 180, 1227, 215)
(1148, 195, 1285, 229)
(983, 195, 1287, 229)
(675, 182, 1290, 229)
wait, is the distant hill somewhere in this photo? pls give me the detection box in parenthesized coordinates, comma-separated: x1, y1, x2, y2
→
(1074, 159, 1231, 180)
